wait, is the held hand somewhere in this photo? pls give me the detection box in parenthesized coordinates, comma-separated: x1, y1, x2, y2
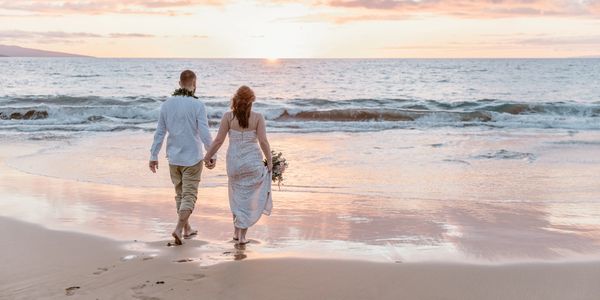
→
(204, 158, 216, 170)
(149, 160, 159, 173)
(267, 161, 273, 173)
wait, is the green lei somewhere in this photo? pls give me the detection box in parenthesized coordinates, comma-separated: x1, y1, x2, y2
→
(172, 88, 198, 98)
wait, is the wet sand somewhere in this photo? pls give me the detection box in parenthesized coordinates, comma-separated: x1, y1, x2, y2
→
(2, 216, 600, 300)
(1, 129, 600, 299)
(2, 130, 600, 263)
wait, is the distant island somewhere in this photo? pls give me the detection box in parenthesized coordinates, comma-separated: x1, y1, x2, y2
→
(0, 44, 89, 57)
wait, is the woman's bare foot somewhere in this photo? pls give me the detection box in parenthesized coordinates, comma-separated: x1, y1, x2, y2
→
(236, 228, 249, 245)
(233, 227, 240, 241)
(171, 231, 183, 245)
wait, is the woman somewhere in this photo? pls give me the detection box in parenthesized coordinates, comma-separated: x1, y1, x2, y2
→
(203, 86, 273, 245)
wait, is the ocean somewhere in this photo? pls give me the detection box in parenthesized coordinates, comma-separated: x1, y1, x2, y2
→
(1, 58, 599, 134)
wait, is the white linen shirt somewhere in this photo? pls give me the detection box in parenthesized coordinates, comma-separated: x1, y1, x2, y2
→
(150, 95, 214, 167)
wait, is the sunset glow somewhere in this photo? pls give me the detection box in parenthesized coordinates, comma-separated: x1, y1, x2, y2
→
(0, 0, 599, 58)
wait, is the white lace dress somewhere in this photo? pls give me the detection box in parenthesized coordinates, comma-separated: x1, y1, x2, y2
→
(226, 129, 272, 229)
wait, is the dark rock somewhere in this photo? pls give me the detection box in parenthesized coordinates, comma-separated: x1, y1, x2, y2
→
(461, 111, 492, 122)
(87, 115, 104, 122)
(23, 110, 48, 120)
(7, 110, 49, 120)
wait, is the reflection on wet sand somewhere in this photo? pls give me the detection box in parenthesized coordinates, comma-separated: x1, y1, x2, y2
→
(1, 129, 600, 263)
(443, 202, 600, 260)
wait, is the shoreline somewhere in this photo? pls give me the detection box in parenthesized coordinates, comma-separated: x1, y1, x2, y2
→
(2, 216, 600, 300)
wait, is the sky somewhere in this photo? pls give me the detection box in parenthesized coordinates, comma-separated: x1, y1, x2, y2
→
(0, 0, 599, 58)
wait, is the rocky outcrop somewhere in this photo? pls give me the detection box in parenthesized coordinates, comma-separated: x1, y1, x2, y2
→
(1, 110, 49, 120)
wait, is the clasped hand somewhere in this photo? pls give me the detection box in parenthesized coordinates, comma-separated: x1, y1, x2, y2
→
(203, 158, 216, 169)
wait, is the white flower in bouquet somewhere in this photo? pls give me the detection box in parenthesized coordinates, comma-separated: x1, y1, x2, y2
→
(264, 150, 288, 190)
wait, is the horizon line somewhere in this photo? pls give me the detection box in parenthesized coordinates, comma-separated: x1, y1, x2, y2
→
(3, 56, 600, 59)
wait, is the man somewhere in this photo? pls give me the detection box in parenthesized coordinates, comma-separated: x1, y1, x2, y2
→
(149, 70, 216, 245)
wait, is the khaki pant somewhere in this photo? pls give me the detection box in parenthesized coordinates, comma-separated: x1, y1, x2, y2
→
(169, 161, 203, 213)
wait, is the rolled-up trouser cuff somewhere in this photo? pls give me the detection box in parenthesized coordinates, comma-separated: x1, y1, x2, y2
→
(169, 161, 202, 214)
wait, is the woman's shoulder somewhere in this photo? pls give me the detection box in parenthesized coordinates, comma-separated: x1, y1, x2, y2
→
(250, 111, 264, 119)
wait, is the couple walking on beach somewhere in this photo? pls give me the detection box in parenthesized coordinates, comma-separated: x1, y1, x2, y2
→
(149, 70, 273, 246)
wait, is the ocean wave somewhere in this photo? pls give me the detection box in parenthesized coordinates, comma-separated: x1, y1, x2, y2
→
(0, 95, 162, 106)
(548, 140, 600, 146)
(274, 109, 492, 122)
(472, 149, 537, 163)
(0, 95, 599, 133)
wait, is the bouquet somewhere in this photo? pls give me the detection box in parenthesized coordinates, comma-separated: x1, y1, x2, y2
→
(264, 150, 288, 189)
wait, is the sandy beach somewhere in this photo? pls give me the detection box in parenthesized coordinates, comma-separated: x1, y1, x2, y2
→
(1, 129, 600, 299)
(3, 216, 600, 300)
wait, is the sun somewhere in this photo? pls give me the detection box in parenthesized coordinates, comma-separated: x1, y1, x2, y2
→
(265, 57, 280, 63)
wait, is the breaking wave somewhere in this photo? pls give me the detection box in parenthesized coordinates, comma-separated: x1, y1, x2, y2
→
(1, 95, 599, 133)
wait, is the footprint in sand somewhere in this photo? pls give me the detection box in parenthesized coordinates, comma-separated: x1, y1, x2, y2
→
(183, 273, 206, 282)
(92, 267, 109, 275)
(65, 286, 80, 296)
(131, 283, 147, 291)
(131, 283, 162, 300)
(174, 258, 194, 263)
(132, 293, 161, 300)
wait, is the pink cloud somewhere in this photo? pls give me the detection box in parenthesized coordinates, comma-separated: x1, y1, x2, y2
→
(0, 0, 224, 15)
(324, 0, 600, 17)
(0, 30, 156, 44)
(2, 0, 599, 19)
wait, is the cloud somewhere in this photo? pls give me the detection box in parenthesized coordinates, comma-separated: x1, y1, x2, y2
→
(272, 0, 600, 22)
(278, 12, 414, 23)
(0, 30, 156, 43)
(323, 0, 600, 18)
(109, 33, 155, 38)
(382, 34, 600, 53)
(0, 0, 225, 15)
(0, 30, 211, 44)
(328, 0, 427, 10)
(3, 0, 600, 23)
(518, 35, 600, 45)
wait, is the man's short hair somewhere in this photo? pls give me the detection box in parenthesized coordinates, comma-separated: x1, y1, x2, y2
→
(180, 70, 196, 84)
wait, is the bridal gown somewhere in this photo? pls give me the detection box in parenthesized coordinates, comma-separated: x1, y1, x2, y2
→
(226, 129, 272, 229)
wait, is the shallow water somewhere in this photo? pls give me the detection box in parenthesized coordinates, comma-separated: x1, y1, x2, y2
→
(2, 128, 599, 264)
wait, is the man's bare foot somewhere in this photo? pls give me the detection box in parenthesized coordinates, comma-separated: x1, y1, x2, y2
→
(183, 223, 197, 239)
(183, 229, 197, 239)
(172, 232, 183, 245)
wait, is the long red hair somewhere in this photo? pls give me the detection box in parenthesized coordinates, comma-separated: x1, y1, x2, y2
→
(231, 86, 255, 128)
